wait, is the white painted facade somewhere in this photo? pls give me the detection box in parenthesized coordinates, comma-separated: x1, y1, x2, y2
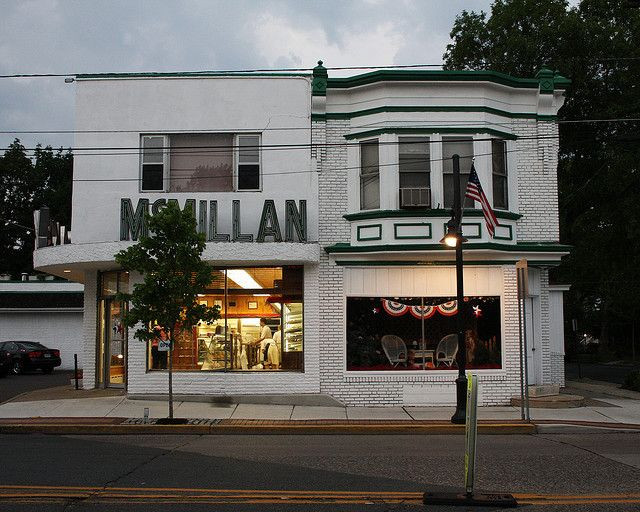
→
(0, 280, 84, 369)
(33, 65, 570, 405)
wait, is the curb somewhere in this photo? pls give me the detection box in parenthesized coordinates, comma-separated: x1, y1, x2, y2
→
(0, 420, 537, 435)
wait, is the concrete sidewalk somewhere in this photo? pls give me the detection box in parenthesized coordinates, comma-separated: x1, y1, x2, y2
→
(0, 378, 638, 434)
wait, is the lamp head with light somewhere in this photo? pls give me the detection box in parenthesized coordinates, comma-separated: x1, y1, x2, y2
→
(439, 220, 467, 248)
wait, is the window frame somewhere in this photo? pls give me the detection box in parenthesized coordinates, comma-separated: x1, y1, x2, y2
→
(140, 133, 262, 193)
(491, 138, 509, 210)
(234, 133, 262, 192)
(140, 134, 169, 192)
(442, 135, 475, 210)
(359, 138, 380, 210)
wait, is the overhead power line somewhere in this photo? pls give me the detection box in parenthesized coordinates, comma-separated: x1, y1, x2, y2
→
(3, 133, 563, 155)
(0, 63, 443, 80)
(65, 144, 556, 183)
(1, 117, 638, 137)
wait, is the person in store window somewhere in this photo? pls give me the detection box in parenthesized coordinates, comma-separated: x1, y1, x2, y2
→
(256, 318, 272, 366)
(265, 323, 282, 369)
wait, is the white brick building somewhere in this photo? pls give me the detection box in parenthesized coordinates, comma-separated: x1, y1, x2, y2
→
(33, 63, 569, 405)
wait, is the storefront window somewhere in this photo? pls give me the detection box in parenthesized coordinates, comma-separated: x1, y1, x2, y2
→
(346, 296, 501, 371)
(147, 266, 303, 372)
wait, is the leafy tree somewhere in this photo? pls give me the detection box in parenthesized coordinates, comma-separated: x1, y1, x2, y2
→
(115, 202, 220, 419)
(0, 139, 73, 277)
(444, 0, 640, 354)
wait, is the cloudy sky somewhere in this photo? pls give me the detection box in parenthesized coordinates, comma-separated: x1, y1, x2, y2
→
(0, 0, 493, 151)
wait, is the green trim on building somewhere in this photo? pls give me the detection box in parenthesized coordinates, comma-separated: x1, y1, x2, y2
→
(493, 224, 514, 241)
(344, 208, 522, 222)
(393, 222, 432, 240)
(444, 222, 482, 240)
(326, 69, 570, 91)
(311, 105, 558, 122)
(325, 241, 571, 254)
(311, 60, 328, 96)
(356, 224, 383, 242)
(333, 259, 563, 267)
(344, 127, 517, 141)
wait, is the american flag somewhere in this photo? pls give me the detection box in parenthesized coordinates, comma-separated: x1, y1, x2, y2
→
(465, 164, 499, 237)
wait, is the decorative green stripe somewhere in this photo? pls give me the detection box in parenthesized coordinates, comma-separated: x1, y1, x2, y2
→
(344, 208, 522, 222)
(325, 241, 571, 254)
(356, 224, 382, 242)
(334, 260, 563, 267)
(312, 105, 557, 122)
(394, 222, 432, 240)
(77, 72, 312, 79)
(344, 127, 517, 140)
(326, 70, 570, 90)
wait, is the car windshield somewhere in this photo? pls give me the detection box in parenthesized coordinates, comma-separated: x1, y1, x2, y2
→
(17, 342, 47, 350)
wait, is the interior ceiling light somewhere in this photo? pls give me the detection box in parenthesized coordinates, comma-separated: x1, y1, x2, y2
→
(63, 269, 71, 273)
(226, 269, 262, 289)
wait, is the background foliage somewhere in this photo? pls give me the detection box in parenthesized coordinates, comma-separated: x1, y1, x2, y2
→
(445, 0, 640, 356)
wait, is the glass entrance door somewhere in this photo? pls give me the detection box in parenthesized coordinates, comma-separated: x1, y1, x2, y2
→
(104, 299, 126, 387)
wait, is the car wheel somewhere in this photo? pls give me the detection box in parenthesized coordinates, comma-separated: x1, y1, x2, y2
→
(42, 367, 53, 374)
(12, 361, 23, 375)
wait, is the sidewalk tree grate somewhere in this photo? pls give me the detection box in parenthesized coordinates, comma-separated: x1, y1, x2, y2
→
(122, 418, 221, 425)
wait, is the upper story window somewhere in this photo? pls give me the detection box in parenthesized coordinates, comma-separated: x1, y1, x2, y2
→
(140, 133, 261, 193)
(492, 139, 508, 210)
(399, 137, 431, 208)
(443, 136, 474, 209)
(360, 139, 380, 210)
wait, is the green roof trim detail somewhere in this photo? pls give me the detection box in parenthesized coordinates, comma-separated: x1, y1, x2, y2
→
(326, 69, 570, 91)
(333, 260, 563, 267)
(324, 241, 571, 254)
(76, 72, 312, 79)
(344, 127, 517, 140)
(312, 105, 558, 122)
(312, 60, 328, 96)
(343, 208, 522, 222)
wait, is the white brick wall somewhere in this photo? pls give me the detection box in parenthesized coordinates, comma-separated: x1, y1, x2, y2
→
(513, 120, 560, 241)
(82, 270, 98, 388)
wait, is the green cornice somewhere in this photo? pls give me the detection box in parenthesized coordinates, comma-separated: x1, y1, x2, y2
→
(334, 260, 563, 267)
(343, 208, 522, 222)
(344, 127, 517, 140)
(326, 69, 570, 91)
(325, 241, 571, 254)
(76, 72, 312, 79)
(311, 105, 557, 122)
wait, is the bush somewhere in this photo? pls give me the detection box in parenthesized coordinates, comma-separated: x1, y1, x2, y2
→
(623, 371, 640, 392)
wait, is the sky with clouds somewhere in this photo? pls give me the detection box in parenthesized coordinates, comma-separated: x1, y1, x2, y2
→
(0, 0, 493, 151)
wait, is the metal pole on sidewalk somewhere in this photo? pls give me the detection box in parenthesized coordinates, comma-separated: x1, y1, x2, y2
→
(450, 154, 467, 425)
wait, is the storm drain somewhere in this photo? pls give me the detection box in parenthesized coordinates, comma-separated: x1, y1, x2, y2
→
(122, 418, 221, 425)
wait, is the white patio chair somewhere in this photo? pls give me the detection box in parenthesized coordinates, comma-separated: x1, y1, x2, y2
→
(436, 334, 459, 367)
(381, 335, 408, 367)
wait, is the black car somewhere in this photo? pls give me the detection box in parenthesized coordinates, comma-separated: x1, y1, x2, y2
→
(0, 341, 62, 375)
(0, 348, 11, 377)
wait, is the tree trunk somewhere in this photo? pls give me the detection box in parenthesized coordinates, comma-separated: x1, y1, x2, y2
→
(168, 328, 174, 419)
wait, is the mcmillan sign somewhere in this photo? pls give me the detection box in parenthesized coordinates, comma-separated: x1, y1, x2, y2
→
(120, 198, 307, 243)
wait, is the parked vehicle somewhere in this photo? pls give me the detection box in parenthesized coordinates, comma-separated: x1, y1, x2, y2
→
(0, 348, 11, 377)
(0, 341, 61, 375)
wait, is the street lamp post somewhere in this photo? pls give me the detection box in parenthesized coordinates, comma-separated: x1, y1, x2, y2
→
(440, 154, 467, 424)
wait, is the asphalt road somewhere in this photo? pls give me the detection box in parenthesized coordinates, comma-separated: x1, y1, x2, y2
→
(0, 369, 72, 403)
(565, 362, 640, 384)
(0, 432, 639, 511)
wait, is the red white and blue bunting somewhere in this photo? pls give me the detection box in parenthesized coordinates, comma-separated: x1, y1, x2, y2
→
(381, 299, 458, 318)
(381, 300, 410, 317)
(409, 305, 436, 319)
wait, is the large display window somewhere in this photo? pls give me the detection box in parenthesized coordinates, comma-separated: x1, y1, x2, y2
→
(147, 266, 303, 372)
(346, 296, 501, 371)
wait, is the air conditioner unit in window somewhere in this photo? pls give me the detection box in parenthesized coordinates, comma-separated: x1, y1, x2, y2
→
(400, 187, 431, 208)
